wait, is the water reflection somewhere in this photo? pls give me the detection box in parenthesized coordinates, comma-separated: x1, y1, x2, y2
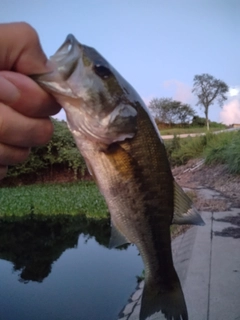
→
(0, 214, 126, 283)
(0, 215, 143, 320)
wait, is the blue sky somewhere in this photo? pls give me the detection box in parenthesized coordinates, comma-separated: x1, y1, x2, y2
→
(1, 0, 240, 124)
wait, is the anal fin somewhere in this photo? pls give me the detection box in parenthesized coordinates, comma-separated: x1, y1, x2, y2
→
(173, 180, 205, 226)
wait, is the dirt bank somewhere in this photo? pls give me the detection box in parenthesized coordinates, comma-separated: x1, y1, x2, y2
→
(173, 158, 240, 210)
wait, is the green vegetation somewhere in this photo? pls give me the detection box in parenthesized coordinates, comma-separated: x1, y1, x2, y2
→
(205, 130, 240, 174)
(0, 182, 108, 219)
(165, 133, 213, 166)
(166, 130, 240, 175)
(8, 118, 86, 178)
(148, 98, 195, 125)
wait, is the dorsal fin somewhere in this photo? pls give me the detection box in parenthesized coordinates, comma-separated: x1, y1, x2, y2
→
(172, 181, 205, 226)
(109, 222, 130, 249)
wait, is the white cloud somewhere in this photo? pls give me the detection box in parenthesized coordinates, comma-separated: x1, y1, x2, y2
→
(220, 98, 240, 125)
(228, 86, 240, 97)
(219, 86, 240, 125)
(163, 79, 195, 105)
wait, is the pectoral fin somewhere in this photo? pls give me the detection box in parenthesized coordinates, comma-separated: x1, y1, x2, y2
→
(109, 222, 130, 249)
(172, 181, 205, 226)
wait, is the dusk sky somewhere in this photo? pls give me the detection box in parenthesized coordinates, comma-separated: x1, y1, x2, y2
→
(1, 0, 240, 124)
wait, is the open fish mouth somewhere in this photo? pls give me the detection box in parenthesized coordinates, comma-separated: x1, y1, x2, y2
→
(52, 35, 78, 63)
(48, 34, 81, 81)
(31, 34, 81, 84)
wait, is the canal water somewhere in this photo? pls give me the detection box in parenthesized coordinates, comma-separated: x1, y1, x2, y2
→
(0, 216, 143, 320)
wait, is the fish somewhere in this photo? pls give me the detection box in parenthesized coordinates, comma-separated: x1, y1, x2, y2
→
(32, 35, 204, 320)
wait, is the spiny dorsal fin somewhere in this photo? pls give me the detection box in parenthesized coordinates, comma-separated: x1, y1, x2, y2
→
(172, 181, 205, 226)
(109, 222, 130, 249)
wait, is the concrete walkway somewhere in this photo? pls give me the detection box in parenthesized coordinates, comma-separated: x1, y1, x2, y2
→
(118, 190, 240, 320)
(162, 127, 240, 140)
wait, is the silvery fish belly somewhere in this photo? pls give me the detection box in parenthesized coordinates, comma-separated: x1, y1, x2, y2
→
(32, 35, 204, 320)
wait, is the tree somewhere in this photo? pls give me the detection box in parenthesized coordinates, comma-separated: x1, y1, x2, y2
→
(148, 98, 195, 125)
(192, 73, 228, 130)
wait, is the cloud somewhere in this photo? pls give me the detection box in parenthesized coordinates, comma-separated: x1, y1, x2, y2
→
(163, 79, 195, 105)
(228, 86, 240, 97)
(219, 98, 240, 125)
(219, 86, 240, 125)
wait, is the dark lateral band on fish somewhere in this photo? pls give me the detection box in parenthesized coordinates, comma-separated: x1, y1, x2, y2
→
(31, 34, 204, 320)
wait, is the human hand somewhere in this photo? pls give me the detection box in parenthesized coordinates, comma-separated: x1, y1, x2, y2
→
(0, 22, 61, 180)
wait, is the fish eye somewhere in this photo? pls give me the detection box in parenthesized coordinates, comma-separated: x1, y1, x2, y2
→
(93, 64, 112, 79)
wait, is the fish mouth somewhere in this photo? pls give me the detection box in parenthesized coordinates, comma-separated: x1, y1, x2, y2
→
(32, 34, 81, 83)
(51, 34, 81, 80)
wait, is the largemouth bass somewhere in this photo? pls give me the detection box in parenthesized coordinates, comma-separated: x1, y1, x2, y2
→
(32, 35, 204, 320)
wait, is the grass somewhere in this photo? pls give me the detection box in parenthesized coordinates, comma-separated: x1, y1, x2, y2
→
(0, 181, 108, 219)
(166, 130, 240, 174)
(204, 130, 240, 174)
(166, 133, 214, 166)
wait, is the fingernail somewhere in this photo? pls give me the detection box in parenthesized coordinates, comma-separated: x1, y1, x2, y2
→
(0, 76, 21, 104)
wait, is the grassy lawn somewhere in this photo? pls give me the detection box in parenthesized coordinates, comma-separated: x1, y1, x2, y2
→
(0, 181, 108, 219)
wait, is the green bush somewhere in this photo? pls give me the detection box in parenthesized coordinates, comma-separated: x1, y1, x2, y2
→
(8, 118, 86, 178)
(166, 131, 240, 172)
(165, 134, 181, 159)
(225, 131, 240, 174)
(168, 133, 214, 166)
(204, 131, 240, 174)
(204, 132, 234, 165)
(191, 116, 205, 127)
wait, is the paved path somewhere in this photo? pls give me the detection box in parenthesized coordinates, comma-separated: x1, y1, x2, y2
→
(118, 190, 240, 320)
(162, 132, 206, 140)
(162, 127, 240, 140)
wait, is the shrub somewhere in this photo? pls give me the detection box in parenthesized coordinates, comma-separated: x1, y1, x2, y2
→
(169, 133, 214, 166)
(7, 118, 86, 178)
(204, 131, 235, 165)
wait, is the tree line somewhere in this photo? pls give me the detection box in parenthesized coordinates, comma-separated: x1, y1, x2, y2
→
(148, 73, 229, 129)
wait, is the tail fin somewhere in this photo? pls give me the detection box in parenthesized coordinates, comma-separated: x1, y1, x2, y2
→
(140, 279, 188, 320)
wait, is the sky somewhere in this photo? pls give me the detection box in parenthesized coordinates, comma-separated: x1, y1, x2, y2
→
(1, 0, 240, 124)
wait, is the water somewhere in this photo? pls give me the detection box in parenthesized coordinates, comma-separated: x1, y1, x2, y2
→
(0, 216, 143, 320)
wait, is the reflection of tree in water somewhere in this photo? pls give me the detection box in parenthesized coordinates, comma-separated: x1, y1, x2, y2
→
(0, 215, 127, 283)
